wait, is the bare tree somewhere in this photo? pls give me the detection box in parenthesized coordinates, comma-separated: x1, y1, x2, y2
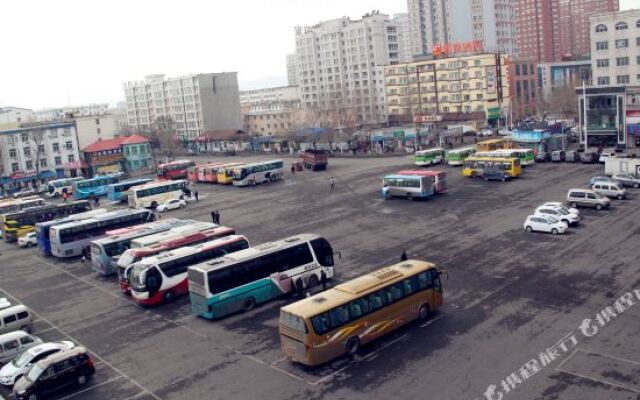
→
(148, 116, 177, 158)
(29, 128, 45, 186)
(542, 86, 578, 121)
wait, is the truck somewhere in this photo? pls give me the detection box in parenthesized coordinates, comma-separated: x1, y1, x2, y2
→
(604, 157, 640, 176)
(301, 149, 328, 171)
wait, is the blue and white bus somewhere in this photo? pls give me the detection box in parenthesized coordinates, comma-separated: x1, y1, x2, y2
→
(231, 160, 284, 187)
(381, 174, 435, 200)
(49, 209, 154, 259)
(35, 208, 108, 256)
(73, 174, 122, 200)
(107, 178, 153, 202)
(44, 177, 84, 198)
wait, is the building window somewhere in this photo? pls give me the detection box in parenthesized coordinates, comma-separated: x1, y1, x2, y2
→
(11, 163, 19, 172)
(52, 143, 59, 152)
(38, 144, 45, 153)
(65, 141, 73, 150)
(26, 161, 33, 170)
(67, 155, 75, 163)
(615, 39, 629, 48)
(40, 159, 47, 168)
(596, 41, 609, 50)
(598, 77, 610, 85)
(55, 157, 62, 166)
(616, 57, 630, 66)
(23, 147, 31, 157)
(515, 64, 520, 76)
(617, 75, 630, 84)
(596, 59, 609, 68)
(637, 19, 640, 28)
(21, 134, 28, 142)
(595, 24, 608, 32)
(9, 149, 16, 158)
(615, 22, 628, 30)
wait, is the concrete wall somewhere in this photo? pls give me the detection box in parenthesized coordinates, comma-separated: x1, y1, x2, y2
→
(75, 114, 117, 150)
(198, 73, 242, 132)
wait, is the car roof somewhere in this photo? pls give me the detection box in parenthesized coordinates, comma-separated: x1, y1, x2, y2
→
(0, 330, 31, 341)
(26, 342, 68, 356)
(34, 346, 87, 368)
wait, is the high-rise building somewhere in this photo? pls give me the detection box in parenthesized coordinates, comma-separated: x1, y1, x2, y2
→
(292, 11, 402, 125)
(392, 13, 414, 62)
(514, 0, 554, 62)
(407, 0, 452, 56)
(123, 73, 242, 141)
(286, 54, 298, 86)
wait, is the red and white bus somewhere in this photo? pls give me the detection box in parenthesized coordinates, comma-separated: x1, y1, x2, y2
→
(157, 160, 195, 180)
(129, 235, 249, 306)
(398, 170, 448, 194)
(117, 224, 235, 294)
(187, 165, 200, 182)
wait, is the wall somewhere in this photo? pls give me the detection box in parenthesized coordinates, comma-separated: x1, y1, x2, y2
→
(199, 72, 242, 132)
(75, 115, 117, 150)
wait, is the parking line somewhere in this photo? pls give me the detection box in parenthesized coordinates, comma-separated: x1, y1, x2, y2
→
(121, 390, 148, 400)
(56, 376, 124, 400)
(463, 281, 512, 310)
(420, 314, 444, 328)
(31, 326, 57, 335)
(555, 366, 640, 394)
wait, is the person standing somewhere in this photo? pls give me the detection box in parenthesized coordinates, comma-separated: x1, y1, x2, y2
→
(211, 211, 216, 224)
(329, 176, 335, 190)
(215, 210, 221, 224)
(94, 195, 100, 206)
(400, 250, 408, 262)
(291, 164, 295, 174)
(194, 191, 199, 202)
(320, 270, 327, 291)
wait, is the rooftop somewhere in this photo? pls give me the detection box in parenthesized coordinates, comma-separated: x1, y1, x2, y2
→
(83, 134, 150, 152)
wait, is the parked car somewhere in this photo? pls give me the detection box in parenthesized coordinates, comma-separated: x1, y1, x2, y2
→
(588, 176, 619, 186)
(565, 150, 578, 163)
(12, 346, 95, 400)
(590, 181, 627, 200)
(535, 151, 550, 162)
(482, 168, 511, 182)
(17, 232, 37, 248)
(523, 215, 568, 235)
(156, 199, 186, 213)
(479, 128, 493, 137)
(551, 150, 565, 162)
(580, 152, 598, 164)
(567, 189, 611, 210)
(0, 305, 34, 335)
(0, 332, 43, 365)
(599, 152, 613, 163)
(541, 202, 580, 218)
(0, 341, 75, 386)
(535, 205, 580, 226)
(611, 173, 640, 188)
(0, 299, 11, 310)
(12, 189, 36, 199)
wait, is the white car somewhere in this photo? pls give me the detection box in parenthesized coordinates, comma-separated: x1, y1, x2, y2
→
(12, 189, 36, 199)
(541, 202, 580, 217)
(480, 128, 493, 137)
(156, 199, 186, 213)
(534, 206, 580, 226)
(524, 215, 568, 235)
(598, 152, 612, 163)
(0, 298, 11, 310)
(0, 341, 75, 386)
(17, 232, 37, 248)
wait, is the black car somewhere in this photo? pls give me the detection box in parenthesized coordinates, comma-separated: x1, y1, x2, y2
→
(580, 152, 598, 164)
(12, 347, 95, 400)
(482, 168, 511, 182)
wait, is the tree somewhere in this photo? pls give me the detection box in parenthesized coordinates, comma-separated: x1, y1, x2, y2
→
(542, 86, 578, 121)
(29, 128, 45, 186)
(148, 116, 177, 158)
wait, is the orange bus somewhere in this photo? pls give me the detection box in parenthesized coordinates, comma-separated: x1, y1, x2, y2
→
(279, 260, 445, 366)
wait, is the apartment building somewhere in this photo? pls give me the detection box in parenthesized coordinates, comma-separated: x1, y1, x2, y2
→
(292, 11, 402, 126)
(123, 73, 242, 141)
(0, 107, 36, 130)
(241, 86, 302, 136)
(407, 0, 452, 56)
(36, 103, 110, 122)
(385, 53, 510, 125)
(590, 9, 640, 86)
(393, 13, 413, 62)
(286, 54, 298, 86)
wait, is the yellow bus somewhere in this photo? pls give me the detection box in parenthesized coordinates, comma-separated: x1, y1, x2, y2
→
(462, 156, 522, 178)
(279, 260, 444, 366)
(216, 163, 245, 184)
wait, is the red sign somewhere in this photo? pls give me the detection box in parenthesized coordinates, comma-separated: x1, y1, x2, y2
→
(10, 171, 37, 179)
(414, 115, 443, 123)
(433, 40, 484, 57)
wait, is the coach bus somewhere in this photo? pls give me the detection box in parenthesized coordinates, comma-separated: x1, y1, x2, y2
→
(216, 163, 245, 185)
(129, 235, 250, 306)
(187, 165, 200, 182)
(117, 224, 233, 295)
(232, 160, 284, 187)
(157, 160, 195, 180)
(381, 174, 435, 200)
(35, 208, 107, 256)
(279, 260, 444, 366)
(73, 175, 122, 200)
(49, 209, 155, 258)
(462, 156, 522, 178)
(2, 201, 92, 243)
(446, 146, 476, 166)
(90, 218, 193, 276)
(44, 177, 84, 198)
(0, 197, 46, 216)
(107, 178, 153, 202)
(398, 170, 447, 194)
(127, 180, 188, 209)
(188, 234, 336, 319)
(415, 148, 445, 166)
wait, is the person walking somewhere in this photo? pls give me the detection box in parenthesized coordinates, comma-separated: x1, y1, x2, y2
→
(291, 164, 295, 174)
(215, 210, 221, 224)
(320, 270, 327, 291)
(194, 191, 199, 202)
(211, 211, 216, 224)
(94, 195, 100, 206)
(329, 176, 335, 190)
(400, 250, 408, 262)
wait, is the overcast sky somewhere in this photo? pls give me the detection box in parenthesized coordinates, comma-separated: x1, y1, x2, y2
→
(0, 0, 636, 110)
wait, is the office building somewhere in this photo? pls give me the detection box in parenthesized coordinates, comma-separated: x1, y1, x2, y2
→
(36, 104, 110, 122)
(407, 0, 452, 56)
(538, 60, 592, 99)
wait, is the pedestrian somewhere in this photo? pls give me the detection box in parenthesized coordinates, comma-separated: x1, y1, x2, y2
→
(400, 250, 408, 262)
(211, 211, 216, 224)
(329, 176, 335, 190)
(295, 278, 304, 299)
(215, 210, 221, 225)
(94, 195, 100, 206)
(81, 254, 86, 264)
(291, 164, 295, 174)
(194, 191, 199, 202)
(320, 270, 327, 291)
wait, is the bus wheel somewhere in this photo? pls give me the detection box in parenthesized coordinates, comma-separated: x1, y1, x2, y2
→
(418, 304, 430, 321)
(307, 274, 319, 288)
(243, 297, 256, 312)
(345, 337, 360, 356)
(163, 291, 175, 303)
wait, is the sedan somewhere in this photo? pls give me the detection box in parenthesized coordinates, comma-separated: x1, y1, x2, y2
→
(156, 199, 186, 213)
(535, 206, 579, 226)
(612, 173, 640, 188)
(588, 176, 619, 186)
(524, 215, 568, 235)
(12, 189, 35, 199)
(0, 341, 75, 386)
(541, 202, 580, 217)
(17, 232, 37, 248)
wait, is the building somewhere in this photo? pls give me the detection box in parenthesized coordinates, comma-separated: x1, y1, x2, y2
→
(538, 60, 592, 100)
(392, 13, 413, 62)
(36, 103, 110, 122)
(241, 86, 301, 137)
(82, 134, 153, 176)
(407, 0, 452, 56)
(509, 60, 539, 122)
(590, 9, 640, 87)
(385, 52, 510, 126)
(0, 121, 82, 191)
(514, 0, 555, 62)
(75, 114, 117, 150)
(286, 54, 298, 86)
(0, 107, 36, 130)
(292, 11, 401, 126)
(123, 73, 242, 142)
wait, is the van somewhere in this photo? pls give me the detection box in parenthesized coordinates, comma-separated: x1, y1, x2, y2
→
(567, 189, 611, 210)
(0, 306, 34, 335)
(0, 331, 42, 364)
(551, 150, 565, 162)
(591, 181, 627, 200)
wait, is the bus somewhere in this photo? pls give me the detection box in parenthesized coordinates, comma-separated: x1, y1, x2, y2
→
(157, 160, 195, 180)
(446, 146, 476, 166)
(279, 260, 444, 366)
(381, 174, 435, 200)
(186, 165, 200, 182)
(127, 180, 188, 209)
(49, 209, 155, 258)
(462, 156, 522, 178)
(35, 208, 108, 256)
(107, 178, 153, 202)
(117, 225, 234, 295)
(0, 197, 46, 216)
(415, 148, 445, 166)
(90, 219, 193, 276)
(232, 160, 284, 186)
(130, 235, 250, 306)
(188, 234, 337, 319)
(2, 201, 92, 243)
(202, 163, 235, 183)
(216, 163, 245, 185)
(492, 149, 535, 166)
(476, 138, 506, 152)
(398, 170, 447, 194)
(73, 175, 122, 200)
(44, 177, 84, 198)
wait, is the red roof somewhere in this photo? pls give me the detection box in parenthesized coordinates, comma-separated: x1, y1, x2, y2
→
(83, 134, 151, 152)
(121, 134, 151, 145)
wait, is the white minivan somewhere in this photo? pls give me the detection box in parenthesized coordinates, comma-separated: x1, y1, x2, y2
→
(0, 306, 34, 335)
(0, 331, 43, 364)
(590, 181, 627, 200)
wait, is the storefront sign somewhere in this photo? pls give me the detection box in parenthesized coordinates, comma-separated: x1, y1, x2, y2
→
(433, 40, 483, 57)
(414, 115, 443, 123)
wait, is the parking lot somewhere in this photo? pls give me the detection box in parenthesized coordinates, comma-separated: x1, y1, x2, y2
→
(1, 154, 640, 400)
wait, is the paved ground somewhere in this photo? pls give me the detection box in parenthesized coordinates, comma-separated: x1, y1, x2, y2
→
(1, 155, 640, 400)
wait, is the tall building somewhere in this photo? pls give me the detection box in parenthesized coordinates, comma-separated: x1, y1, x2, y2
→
(123, 73, 242, 141)
(286, 54, 298, 86)
(36, 104, 110, 122)
(240, 86, 301, 136)
(392, 13, 414, 62)
(407, 0, 452, 56)
(292, 11, 401, 125)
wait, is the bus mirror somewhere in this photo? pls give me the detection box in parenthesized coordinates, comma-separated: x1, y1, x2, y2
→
(438, 269, 449, 281)
(335, 251, 342, 260)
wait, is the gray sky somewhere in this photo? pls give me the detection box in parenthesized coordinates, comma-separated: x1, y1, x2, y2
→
(0, 0, 637, 110)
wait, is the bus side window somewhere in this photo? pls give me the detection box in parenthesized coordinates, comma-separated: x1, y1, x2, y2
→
(329, 305, 350, 328)
(368, 290, 385, 311)
(417, 272, 433, 290)
(433, 270, 442, 292)
(311, 312, 331, 335)
(349, 297, 370, 319)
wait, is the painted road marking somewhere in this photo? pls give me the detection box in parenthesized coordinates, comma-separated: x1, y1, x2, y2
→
(57, 376, 124, 400)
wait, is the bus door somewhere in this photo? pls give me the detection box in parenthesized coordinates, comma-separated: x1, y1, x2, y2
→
(432, 269, 443, 308)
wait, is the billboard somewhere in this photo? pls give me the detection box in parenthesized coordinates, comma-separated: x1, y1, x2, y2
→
(626, 110, 640, 136)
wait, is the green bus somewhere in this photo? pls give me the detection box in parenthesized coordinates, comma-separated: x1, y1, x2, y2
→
(415, 148, 445, 166)
(446, 146, 477, 166)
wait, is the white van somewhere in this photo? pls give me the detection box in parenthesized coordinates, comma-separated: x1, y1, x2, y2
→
(0, 331, 43, 364)
(0, 306, 34, 335)
(590, 181, 627, 200)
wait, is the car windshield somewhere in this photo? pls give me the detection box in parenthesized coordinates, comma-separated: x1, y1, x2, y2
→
(12, 350, 35, 368)
(547, 216, 560, 224)
(26, 364, 45, 381)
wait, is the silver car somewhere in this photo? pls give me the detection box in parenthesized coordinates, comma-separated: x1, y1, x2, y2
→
(612, 173, 640, 188)
(590, 181, 627, 200)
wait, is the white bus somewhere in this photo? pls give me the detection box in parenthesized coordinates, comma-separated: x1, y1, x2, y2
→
(232, 160, 284, 186)
(44, 177, 84, 198)
(128, 221, 218, 250)
(446, 146, 477, 166)
(127, 180, 188, 209)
